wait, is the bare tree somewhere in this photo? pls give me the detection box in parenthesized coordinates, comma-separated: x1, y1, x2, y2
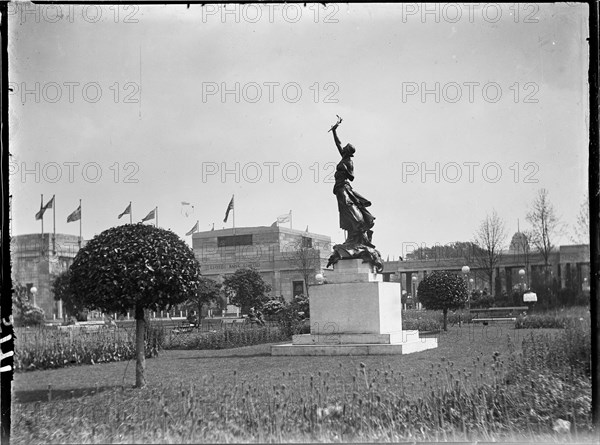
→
(472, 210, 507, 297)
(571, 192, 590, 244)
(526, 188, 561, 280)
(284, 238, 323, 298)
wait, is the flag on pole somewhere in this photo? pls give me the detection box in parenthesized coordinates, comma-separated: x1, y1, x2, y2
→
(35, 196, 54, 220)
(186, 221, 199, 236)
(35, 196, 44, 220)
(141, 209, 156, 222)
(277, 211, 291, 224)
(67, 205, 81, 223)
(223, 196, 234, 223)
(305, 225, 309, 233)
(118, 203, 131, 219)
(181, 201, 194, 217)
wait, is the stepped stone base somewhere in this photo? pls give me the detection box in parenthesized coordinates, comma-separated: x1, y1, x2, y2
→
(271, 331, 437, 356)
(270, 259, 438, 357)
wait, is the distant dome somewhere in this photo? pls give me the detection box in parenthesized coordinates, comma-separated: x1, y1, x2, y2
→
(509, 232, 529, 253)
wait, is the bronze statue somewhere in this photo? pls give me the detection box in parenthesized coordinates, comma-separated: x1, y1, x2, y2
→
(327, 116, 383, 272)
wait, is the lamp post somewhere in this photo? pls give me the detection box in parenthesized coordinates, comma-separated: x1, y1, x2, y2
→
(315, 273, 324, 285)
(519, 269, 526, 292)
(412, 275, 418, 309)
(462, 266, 470, 308)
(30, 286, 37, 306)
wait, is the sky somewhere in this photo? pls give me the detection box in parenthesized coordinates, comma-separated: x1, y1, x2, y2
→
(8, 3, 590, 260)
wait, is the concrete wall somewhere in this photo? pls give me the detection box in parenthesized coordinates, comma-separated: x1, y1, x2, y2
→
(11, 233, 83, 319)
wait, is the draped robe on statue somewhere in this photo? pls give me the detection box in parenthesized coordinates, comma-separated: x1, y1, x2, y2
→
(333, 155, 375, 245)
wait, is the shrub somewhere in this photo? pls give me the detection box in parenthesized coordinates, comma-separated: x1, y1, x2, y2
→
(14, 323, 165, 372)
(14, 304, 45, 327)
(273, 296, 310, 337)
(447, 309, 474, 324)
(401, 309, 472, 331)
(290, 294, 309, 318)
(470, 292, 494, 309)
(402, 317, 440, 331)
(261, 297, 286, 318)
(165, 325, 289, 350)
(515, 307, 590, 329)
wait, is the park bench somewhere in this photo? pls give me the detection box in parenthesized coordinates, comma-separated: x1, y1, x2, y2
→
(470, 306, 528, 325)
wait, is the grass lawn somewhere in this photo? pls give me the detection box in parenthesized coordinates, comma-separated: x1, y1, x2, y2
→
(15, 324, 521, 401)
(12, 324, 593, 443)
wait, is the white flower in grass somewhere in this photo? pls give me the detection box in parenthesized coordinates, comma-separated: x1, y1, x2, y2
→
(552, 418, 571, 434)
(316, 405, 343, 420)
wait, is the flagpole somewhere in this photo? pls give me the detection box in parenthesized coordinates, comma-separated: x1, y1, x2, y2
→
(52, 195, 56, 255)
(155, 206, 158, 228)
(232, 195, 235, 236)
(129, 201, 132, 224)
(79, 199, 82, 248)
(290, 210, 292, 230)
(40, 194, 44, 256)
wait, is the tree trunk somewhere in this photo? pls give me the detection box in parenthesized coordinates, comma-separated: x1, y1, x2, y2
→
(443, 308, 448, 331)
(135, 304, 146, 388)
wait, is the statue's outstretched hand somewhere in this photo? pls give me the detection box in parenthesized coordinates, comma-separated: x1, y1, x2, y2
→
(328, 115, 343, 132)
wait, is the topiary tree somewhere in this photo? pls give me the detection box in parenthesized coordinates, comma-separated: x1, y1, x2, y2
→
(68, 224, 202, 388)
(417, 271, 468, 331)
(222, 267, 271, 315)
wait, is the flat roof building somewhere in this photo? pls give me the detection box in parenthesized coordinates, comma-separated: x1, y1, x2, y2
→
(192, 225, 332, 302)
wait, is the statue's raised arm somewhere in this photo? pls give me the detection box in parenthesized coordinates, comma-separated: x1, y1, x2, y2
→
(329, 115, 344, 156)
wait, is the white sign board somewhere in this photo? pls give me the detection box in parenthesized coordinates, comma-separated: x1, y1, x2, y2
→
(523, 292, 538, 302)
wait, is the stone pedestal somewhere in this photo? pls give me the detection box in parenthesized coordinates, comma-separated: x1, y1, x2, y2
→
(271, 259, 437, 356)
